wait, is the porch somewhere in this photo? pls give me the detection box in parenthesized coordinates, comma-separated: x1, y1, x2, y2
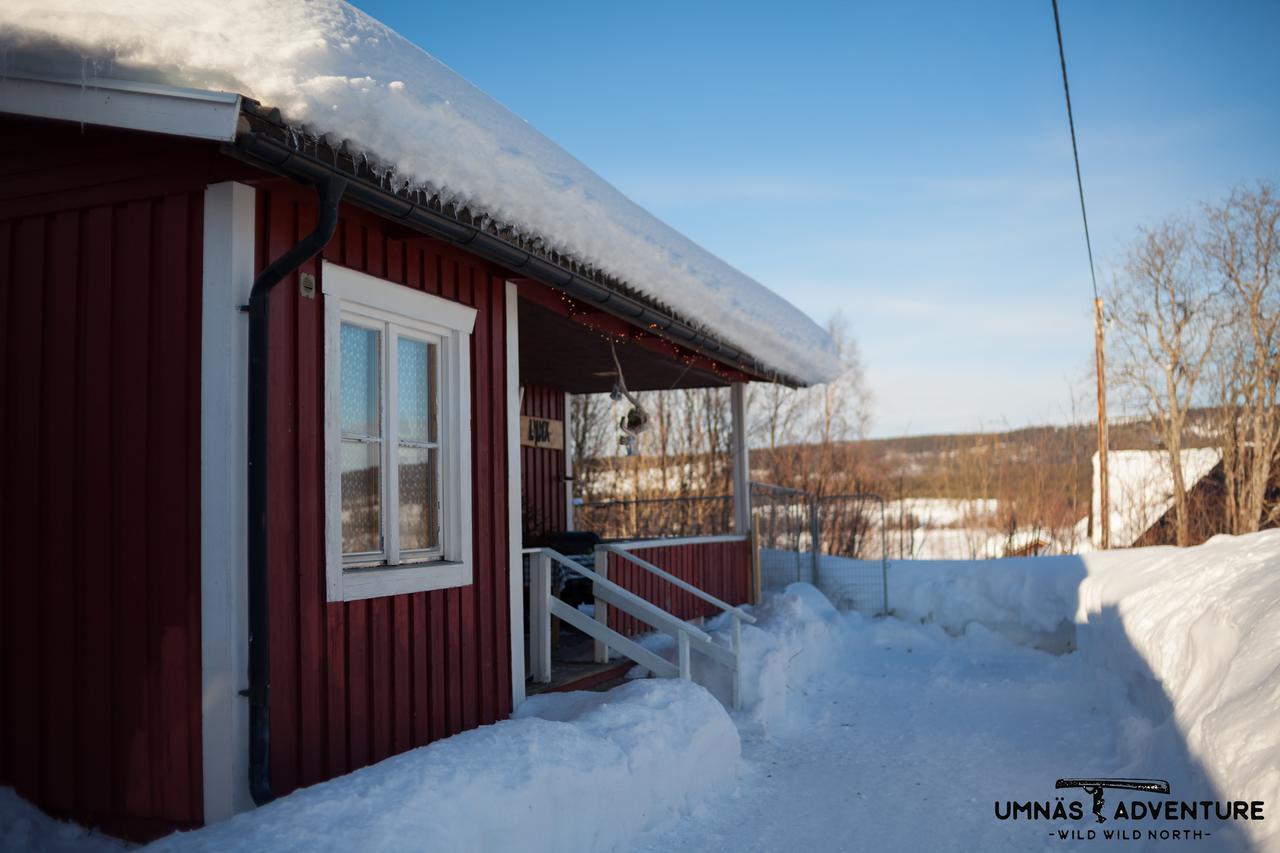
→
(512, 280, 758, 701)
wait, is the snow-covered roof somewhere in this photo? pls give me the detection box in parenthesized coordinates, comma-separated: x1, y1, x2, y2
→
(0, 0, 840, 385)
(1091, 448, 1222, 547)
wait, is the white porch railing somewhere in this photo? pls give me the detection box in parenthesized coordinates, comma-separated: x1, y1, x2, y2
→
(525, 534, 756, 709)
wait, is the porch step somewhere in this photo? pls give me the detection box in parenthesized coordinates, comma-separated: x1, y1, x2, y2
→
(526, 659, 636, 696)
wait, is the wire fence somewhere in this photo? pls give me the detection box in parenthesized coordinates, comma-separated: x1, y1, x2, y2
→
(752, 486, 889, 615)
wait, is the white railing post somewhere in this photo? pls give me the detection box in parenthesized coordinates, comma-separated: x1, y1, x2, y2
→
(529, 550, 552, 684)
(593, 547, 610, 664)
(730, 383, 751, 535)
(677, 630, 691, 680)
(731, 612, 742, 710)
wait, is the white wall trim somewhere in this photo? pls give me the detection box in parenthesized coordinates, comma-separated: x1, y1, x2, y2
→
(506, 281, 527, 708)
(0, 73, 241, 142)
(730, 382, 751, 534)
(321, 261, 476, 602)
(564, 391, 575, 532)
(200, 181, 255, 823)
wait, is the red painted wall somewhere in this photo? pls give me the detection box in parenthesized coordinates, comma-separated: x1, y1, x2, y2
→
(0, 120, 213, 839)
(256, 184, 514, 799)
(520, 385, 566, 541)
(2, 118, 748, 841)
(606, 540, 752, 637)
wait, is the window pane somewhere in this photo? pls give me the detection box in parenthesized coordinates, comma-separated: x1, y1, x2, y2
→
(397, 337, 438, 443)
(341, 323, 381, 437)
(341, 440, 381, 554)
(399, 446, 439, 551)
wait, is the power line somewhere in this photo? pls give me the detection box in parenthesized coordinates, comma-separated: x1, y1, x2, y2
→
(1052, 0, 1110, 548)
(1051, 0, 1099, 300)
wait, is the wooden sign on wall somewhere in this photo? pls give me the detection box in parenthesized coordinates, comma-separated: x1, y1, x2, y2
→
(520, 415, 564, 450)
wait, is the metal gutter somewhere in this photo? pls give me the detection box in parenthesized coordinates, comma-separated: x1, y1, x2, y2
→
(244, 175, 348, 806)
(0, 73, 242, 141)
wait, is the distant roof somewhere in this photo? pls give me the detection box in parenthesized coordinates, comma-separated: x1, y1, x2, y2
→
(0, 0, 840, 385)
(1092, 449, 1222, 548)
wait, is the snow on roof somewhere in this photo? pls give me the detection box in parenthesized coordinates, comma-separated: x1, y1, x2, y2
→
(0, 0, 840, 385)
(1091, 448, 1221, 547)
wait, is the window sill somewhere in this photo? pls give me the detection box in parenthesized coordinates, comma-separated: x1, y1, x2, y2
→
(333, 559, 472, 602)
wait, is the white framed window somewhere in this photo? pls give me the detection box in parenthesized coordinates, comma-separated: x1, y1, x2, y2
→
(323, 261, 475, 602)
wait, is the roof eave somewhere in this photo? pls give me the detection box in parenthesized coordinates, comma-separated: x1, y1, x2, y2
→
(225, 109, 809, 387)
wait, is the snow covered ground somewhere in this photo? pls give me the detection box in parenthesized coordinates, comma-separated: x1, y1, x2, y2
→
(632, 613, 1220, 852)
(4, 533, 1277, 851)
(148, 680, 736, 852)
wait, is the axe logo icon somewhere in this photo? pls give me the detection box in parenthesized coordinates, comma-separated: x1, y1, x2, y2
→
(1055, 778, 1171, 823)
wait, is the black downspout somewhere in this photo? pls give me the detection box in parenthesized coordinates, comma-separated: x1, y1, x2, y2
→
(246, 175, 348, 806)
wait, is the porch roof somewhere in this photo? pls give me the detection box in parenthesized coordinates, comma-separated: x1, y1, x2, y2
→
(519, 297, 730, 394)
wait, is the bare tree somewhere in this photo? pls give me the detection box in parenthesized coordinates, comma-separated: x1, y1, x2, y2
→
(569, 393, 609, 472)
(1108, 219, 1224, 546)
(747, 312, 873, 492)
(571, 312, 873, 540)
(1202, 182, 1280, 533)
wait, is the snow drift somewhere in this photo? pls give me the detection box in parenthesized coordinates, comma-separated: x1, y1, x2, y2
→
(628, 583, 854, 735)
(0, 788, 126, 853)
(884, 531, 1280, 851)
(0, 0, 838, 385)
(144, 679, 738, 852)
(1075, 532, 1280, 852)
(879, 554, 1084, 652)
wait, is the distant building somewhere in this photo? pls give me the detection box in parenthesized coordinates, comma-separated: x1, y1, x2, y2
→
(1090, 449, 1222, 548)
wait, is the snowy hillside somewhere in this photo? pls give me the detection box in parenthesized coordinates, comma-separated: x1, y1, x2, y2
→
(0, 0, 838, 385)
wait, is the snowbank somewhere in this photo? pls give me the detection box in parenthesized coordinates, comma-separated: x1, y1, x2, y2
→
(733, 584, 853, 734)
(629, 583, 853, 735)
(766, 551, 1083, 650)
(883, 532, 1280, 851)
(0, 0, 838, 385)
(147, 679, 737, 852)
(1075, 531, 1280, 851)
(0, 788, 127, 853)
(884, 554, 1084, 652)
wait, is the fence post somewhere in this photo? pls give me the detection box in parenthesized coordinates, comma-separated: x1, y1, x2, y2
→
(731, 612, 742, 709)
(593, 547, 610, 664)
(677, 630, 691, 680)
(529, 551, 552, 683)
(879, 497, 889, 616)
(810, 494, 821, 589)
(750, 527, 763, 605)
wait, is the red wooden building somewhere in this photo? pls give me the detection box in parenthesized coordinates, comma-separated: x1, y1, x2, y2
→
(0, 71, 826, 841)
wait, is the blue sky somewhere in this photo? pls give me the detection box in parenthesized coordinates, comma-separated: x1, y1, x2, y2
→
(352, 0, 1279, 437)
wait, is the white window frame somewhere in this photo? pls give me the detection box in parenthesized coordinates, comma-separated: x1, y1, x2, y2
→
(323, 261, 476, 602)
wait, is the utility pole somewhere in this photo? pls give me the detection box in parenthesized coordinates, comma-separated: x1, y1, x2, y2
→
(1053, 0, 1106, 549)
(1094, 297, 1110, 549)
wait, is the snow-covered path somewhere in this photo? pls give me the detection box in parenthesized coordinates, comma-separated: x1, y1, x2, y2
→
(630, 614, 1238, 853)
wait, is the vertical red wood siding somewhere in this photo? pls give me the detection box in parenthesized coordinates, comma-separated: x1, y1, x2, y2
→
(0, 121, 210, 840)
(256, 185, 513, 799)
(606, 540, 751, 637)
(519, 385, 566, 540)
